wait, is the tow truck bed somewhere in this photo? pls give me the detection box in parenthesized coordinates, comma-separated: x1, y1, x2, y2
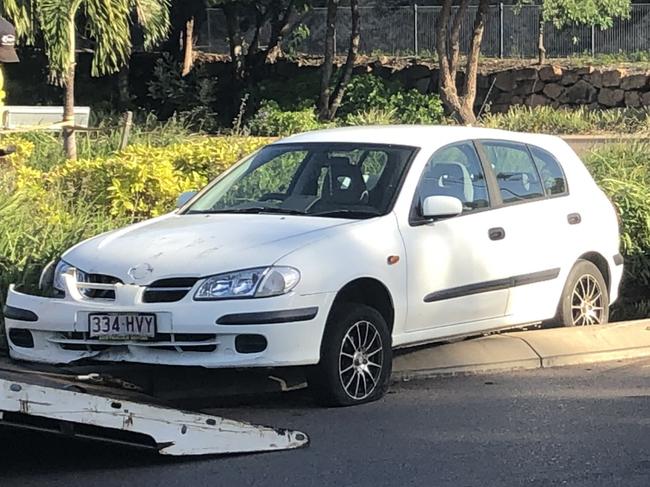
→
(0, 355, 309, 456)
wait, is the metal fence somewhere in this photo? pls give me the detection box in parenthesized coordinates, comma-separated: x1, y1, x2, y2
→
(198, 3, 650, 59)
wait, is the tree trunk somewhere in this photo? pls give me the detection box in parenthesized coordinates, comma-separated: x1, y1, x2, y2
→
(326, 0, 360, 121)
(223, 4, 245, 81)
(318, 0, 339, 121)
(117, 65, 130, 109)
(435, 0, 489, 125)
(182, 17, 195, 76)
(537, 15, 546, 65)
(63, 13, 77, 160)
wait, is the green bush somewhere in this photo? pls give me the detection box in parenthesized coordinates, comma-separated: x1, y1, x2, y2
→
(482, 106, 650, 134)
(584, 143, 650, 320)
(247, 100, 325, 136)
(344, 108, 398, 126)
(147, 53, 219, 130)
(339, 74, 446, 125)
(339, 75, 397, 116)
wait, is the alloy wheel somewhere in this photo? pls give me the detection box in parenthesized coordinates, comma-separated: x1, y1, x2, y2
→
(338, 320, 384, 400)
(571, 274, 605, 326)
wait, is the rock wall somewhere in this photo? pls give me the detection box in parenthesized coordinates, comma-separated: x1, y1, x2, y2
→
(387, 60, 650, 112)
(489, 66, 650, 112)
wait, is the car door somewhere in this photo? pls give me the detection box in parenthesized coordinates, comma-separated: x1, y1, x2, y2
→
(399, 141, 514, 336)
(476, 140, 568, 323)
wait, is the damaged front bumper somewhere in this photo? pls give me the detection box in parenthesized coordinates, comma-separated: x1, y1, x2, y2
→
(4, 283, 334, 368)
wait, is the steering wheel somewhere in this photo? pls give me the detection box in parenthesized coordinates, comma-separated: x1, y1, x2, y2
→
(259, 192, 287, 202)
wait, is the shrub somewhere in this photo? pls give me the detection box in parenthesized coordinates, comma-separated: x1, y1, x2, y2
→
(247, 100, 324, 136)
(47, 136, 271, 218)
(147, 53, 219, 130)
(344, 108, 398, 126)
(390, 89, 445, 125)
(339, 74, 446, 125)
(584, 143, 650, 320)
(339, 74, 397, 116)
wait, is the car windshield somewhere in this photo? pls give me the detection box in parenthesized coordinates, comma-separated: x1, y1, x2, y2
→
(185, 143, 417, 219)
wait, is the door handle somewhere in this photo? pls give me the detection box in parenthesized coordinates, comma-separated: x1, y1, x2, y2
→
(488, 227, 506, 241)
(567, 213, 582, 225)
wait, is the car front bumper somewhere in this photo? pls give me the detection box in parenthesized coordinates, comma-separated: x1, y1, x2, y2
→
(4, 284, 335, 368)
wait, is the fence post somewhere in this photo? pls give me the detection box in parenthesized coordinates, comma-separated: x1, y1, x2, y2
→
(591, 24, 596, 57)
(119, 111, 133, 152)
(333, 25, 337, 56)
(499, 3, 504, 58)
(414, 4, 419, 57)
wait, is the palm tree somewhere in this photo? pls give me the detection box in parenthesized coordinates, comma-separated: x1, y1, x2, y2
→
(1, 0, 170, 159)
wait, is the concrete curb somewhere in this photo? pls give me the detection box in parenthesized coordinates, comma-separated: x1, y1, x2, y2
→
(392, 320, 650, 381)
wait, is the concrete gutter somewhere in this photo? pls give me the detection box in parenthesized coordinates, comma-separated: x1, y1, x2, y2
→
(392, 320, 650, 381)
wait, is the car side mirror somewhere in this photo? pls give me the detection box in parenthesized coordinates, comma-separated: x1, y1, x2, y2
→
(421, 195, 463, 220)
(176, 190, 197, 209)
(0, 145, 17, 157)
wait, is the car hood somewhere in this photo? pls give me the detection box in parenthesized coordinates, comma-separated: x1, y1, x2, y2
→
(63, 213, 354, 284)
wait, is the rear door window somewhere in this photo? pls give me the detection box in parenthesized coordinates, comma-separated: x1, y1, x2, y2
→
(481, 141, 545, 205)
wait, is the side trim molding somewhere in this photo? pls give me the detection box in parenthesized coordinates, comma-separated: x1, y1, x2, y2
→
(217, 307, 319, 325)
(424, 268, 561, 303)
(3, 306, 39, 322)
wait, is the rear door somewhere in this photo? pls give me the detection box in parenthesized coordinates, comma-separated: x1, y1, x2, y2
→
(476, 140, 568, 322)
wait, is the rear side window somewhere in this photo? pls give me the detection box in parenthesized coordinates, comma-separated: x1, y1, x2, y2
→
(529, 146, 568, 196)
(481, 141, 545, 205)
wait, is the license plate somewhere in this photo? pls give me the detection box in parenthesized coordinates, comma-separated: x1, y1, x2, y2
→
(88, 313, 156, 340)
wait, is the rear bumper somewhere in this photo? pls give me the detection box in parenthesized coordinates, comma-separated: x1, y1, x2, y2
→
(4, 285, 335, 368)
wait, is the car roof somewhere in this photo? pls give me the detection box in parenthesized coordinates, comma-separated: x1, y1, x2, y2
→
(273, 125, 562, 151)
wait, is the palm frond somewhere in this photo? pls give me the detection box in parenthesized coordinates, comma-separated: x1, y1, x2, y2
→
(131, 0, 170, 50)
(36, 0, 74, 83)
(83, 0, 131, 77)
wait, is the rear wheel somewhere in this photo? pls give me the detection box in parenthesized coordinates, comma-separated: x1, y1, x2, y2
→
(309, 303, 392, 407)
(557, 260, 609, 327)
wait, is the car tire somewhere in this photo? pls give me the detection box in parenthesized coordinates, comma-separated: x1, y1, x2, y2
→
(557, 260, 609, 327)
(309, 303, 392, 407)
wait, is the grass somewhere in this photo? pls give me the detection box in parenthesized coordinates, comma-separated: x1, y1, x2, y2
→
(481, 106, 650, 135)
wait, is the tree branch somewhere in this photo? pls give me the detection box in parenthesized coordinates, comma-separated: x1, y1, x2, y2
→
(318, 0, 338, 120)
(449, 0, 470, 84)
(328, 0, 360, 119)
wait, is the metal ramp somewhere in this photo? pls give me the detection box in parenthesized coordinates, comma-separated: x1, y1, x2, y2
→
(0, 357, 309, 456)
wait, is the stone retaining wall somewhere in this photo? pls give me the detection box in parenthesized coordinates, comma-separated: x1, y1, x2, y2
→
(490, 66, 650, 112)
(374, 61, 650, 112)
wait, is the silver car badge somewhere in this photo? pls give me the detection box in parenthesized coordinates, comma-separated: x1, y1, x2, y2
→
(127, 263, 154, 281)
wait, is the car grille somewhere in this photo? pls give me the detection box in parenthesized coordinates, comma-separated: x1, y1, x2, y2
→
(142, 278, 199, 303)
(78, 274, 122, 300)
(54, 332, 218, 353)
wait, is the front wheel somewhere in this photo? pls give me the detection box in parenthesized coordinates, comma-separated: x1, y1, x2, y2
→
(309, 303, 392, 407)
(557, 260, 609, 327)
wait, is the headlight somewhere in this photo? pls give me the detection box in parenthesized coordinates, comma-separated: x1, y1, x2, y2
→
(50, 260, 87, 293)
(194, 266, 300, 301)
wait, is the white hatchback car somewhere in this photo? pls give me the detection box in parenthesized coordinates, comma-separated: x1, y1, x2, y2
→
(4, 126, 622, 405)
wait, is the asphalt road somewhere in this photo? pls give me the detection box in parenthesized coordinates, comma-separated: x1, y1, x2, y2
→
(2, 358, 650, 487)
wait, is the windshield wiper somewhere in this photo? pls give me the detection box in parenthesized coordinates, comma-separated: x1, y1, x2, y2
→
(310, 209, 381, 219)
(190, 207, 307, 216)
